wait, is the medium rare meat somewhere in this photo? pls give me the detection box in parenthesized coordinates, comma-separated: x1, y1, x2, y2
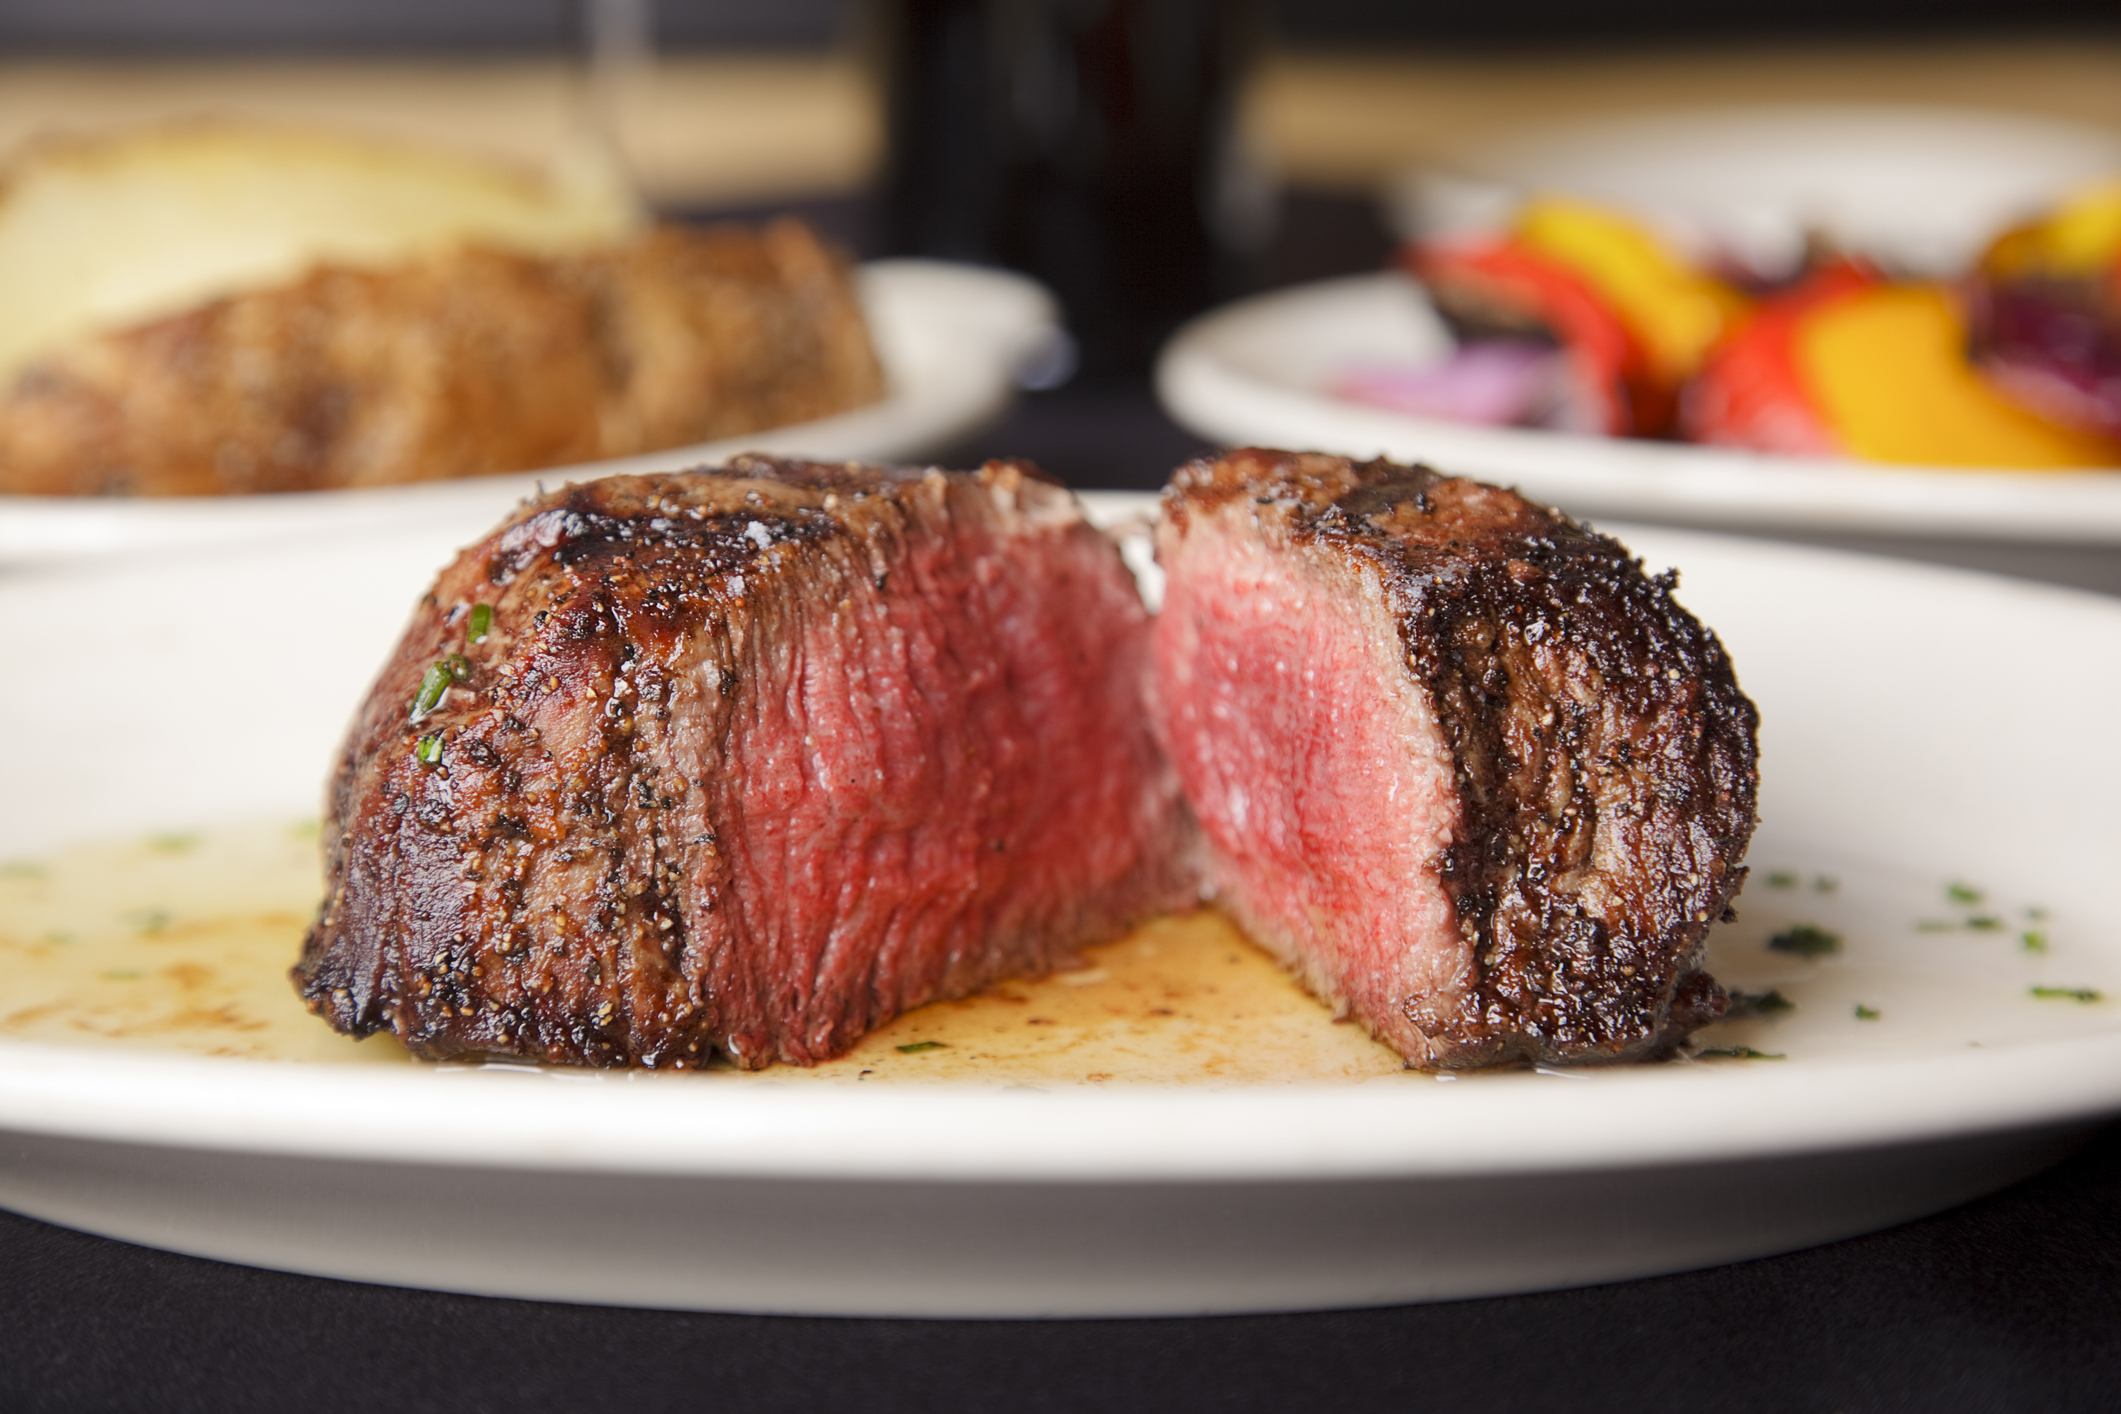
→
(1150, 449, 1757, 1068)
(294, 456, 1192, 1068)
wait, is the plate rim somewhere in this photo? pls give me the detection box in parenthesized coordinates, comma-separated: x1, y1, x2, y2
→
(0, 258, 1060, 566)
(6, 515, 2121, 1185)
(1, 1028, 2118, 1182)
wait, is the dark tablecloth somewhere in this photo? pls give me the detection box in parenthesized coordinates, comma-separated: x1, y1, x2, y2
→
(8, 1117, 2121, 1413)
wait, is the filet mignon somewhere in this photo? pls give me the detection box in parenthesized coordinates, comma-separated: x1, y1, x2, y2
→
(294, 456, 1192, 1068)
(1149, 449, 1757, 1068)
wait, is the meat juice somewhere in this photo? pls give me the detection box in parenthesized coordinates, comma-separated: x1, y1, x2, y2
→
(0, 822, 1408, 1083)
(4, 824, 2076, 1074)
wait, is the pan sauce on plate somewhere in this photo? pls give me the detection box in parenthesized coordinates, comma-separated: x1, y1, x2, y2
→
(0, 820, 2095, 1083)
(0, 821, 1412, 1083)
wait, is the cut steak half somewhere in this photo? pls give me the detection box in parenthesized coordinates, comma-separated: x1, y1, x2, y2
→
(295, 456, 1193, 1068)
(1150, 449, 1758, 1067)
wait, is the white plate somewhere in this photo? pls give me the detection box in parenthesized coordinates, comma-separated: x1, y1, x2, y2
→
(1394, 103, 2121, 278)
(0, 258, 1063, 568)
(4, 496, 2121, 1316)
(1158, 273, 2121, 541)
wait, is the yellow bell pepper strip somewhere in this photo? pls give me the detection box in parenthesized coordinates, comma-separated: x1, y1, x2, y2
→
(1980, 179, 2121, 286)
(1802, 283, 2121, 467)
(1685, 263, 2121, 468)
(1410, 199, 1746, 437)
(1512, 199, 1748, 389)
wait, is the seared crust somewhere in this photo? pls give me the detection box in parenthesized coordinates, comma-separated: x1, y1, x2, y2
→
(294, 455, 1190, 1068)
(0, 220, 883, 496)
(1161, 449, 1758, 1066)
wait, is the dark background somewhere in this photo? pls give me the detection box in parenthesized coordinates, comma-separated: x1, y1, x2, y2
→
(9, 1122, 2121, 1413)
(0, 0, 2114, 53)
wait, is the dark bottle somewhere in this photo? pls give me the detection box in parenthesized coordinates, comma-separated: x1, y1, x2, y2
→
(877, 0, 1262, 380)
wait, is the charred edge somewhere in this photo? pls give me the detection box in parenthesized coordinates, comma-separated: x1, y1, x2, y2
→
(1419, 547, 1753, 1061)
(486, 495, 839, 588)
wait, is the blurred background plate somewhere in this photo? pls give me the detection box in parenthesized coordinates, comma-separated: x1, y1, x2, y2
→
(1158, 271, 2121, 542)
(1161, 102, 2121, 544)
(0, 258, 1061, 569)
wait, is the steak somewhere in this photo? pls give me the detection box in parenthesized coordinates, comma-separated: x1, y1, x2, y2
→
(1149, 449, 1757, 1068)
(294, 456, 1192, 1068)
(0, 220, 882, 497)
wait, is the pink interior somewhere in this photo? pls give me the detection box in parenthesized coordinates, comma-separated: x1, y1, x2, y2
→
(701, 509, 1170, 1065)
(1152, 513, 1467, 1059)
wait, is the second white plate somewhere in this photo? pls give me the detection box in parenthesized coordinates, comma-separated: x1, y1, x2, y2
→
(1158, 272, 2121, 542)
(0, 258, 1062, 568)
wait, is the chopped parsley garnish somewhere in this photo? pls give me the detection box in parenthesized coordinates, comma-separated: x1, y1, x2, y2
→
(1767, 924, 1840, 959)
(1765, 870, 1798, 889)
(468, 603, 494, 642)
(1923, 910, 2041, 944)
(1946, 881, 1985, 905)
(1697, 1046, 1786, 1060)
(1925, 916, 2012, 935)
(1854, 1004, 1881, 1020)
(0, 860, 43, 880)
(895, 1040, 948, 1054)
(414, 735, 444, 765)
(2030, 986, 2103, 1003)
(146, 832, 199, 854)
(1729, 989, 1795, 1017)
(122, 907, 171, 935)
(410, 654, 473, 721)
(411, 664, 450, 719)
(1812, 875, 1839, 894)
